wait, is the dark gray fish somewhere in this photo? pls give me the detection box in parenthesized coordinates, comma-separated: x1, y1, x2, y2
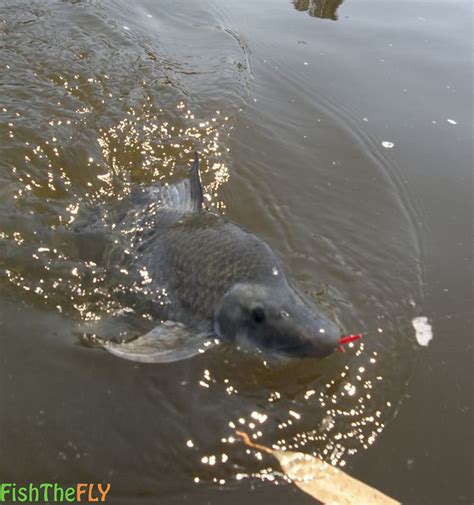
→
(101, 153, 341, 363)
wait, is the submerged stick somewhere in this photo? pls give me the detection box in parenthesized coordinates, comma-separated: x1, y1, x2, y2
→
(236, 430, 400, 505)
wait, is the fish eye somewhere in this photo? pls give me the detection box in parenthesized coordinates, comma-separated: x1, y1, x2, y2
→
(251, 306, 265, 323)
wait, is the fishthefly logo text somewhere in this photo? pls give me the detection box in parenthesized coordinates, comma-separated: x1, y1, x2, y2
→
(0, 483, 111, 503)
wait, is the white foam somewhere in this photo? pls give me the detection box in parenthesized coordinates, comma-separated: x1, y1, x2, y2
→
(412, 316, 433, 346)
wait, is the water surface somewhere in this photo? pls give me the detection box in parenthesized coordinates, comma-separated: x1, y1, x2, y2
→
(0, 0, 472, 504)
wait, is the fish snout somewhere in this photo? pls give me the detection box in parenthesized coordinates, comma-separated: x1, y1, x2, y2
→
(276, 312, 341, 359)
(304, 317, 341, 358)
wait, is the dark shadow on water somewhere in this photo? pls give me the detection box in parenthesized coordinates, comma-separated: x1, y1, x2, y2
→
(292, 0, 344, 20)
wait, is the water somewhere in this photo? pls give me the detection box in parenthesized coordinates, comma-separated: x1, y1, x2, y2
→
(0, 1, 472, 504)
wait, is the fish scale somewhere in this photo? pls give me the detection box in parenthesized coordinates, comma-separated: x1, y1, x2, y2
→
(139, 211, 284, 329)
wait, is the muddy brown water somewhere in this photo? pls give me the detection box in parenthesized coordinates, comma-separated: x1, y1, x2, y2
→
(0, 1, 472, 504)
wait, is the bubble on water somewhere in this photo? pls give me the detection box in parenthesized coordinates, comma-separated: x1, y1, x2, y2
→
(446, 119, 457, 125)
(381, 141, 394, 149)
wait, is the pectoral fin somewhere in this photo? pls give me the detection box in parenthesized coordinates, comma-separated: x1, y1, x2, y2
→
(103, 321, 218, 363)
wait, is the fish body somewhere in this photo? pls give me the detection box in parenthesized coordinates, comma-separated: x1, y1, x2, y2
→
(103, 154, 341, 362)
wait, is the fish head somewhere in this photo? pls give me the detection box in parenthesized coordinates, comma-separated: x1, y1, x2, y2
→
(214, 282, 340, 358)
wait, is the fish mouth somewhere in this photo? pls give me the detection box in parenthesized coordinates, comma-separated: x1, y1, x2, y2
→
(275, 340, 337, 359)
(274, 321, 341, 358)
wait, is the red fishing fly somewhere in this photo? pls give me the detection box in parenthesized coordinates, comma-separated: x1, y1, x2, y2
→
(338, 333, 364, 352)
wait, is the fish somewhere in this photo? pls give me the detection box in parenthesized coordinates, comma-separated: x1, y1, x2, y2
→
(95, 153, 341, 363)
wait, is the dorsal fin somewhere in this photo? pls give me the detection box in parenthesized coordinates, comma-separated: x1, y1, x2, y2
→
(188, 151, 203, 211)
(142, 152, 203, 214)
